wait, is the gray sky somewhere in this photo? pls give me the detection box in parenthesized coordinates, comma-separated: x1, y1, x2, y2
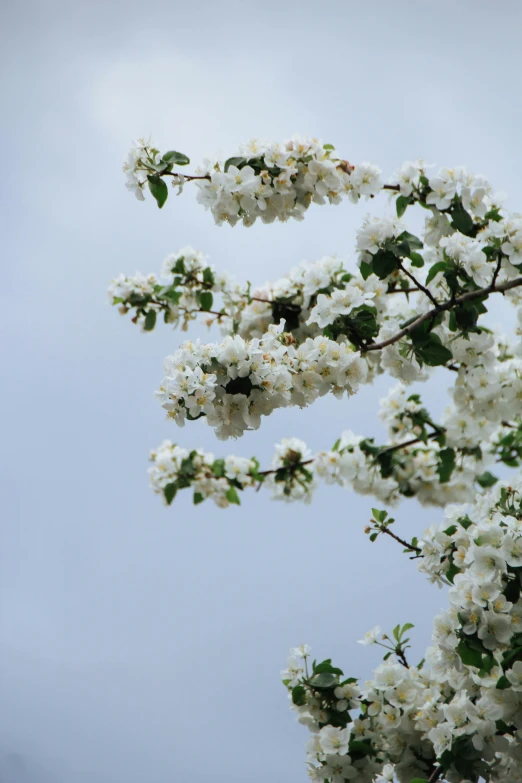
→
(2, 1, 522, 780)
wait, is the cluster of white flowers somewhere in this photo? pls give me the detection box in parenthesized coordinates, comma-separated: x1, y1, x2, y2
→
(108, 270, 159, 322)
(284, 479, 522, 783)
(148, 440, 259, 507)
(389, 159, 492, 217)
(194, 137, 382, 226)
(123, 136, 383, 225)
(148, 380, 514, 508)
(155, 323, 368, 439)
(115, 140, 522, 783)
(122, 139, 150, 201)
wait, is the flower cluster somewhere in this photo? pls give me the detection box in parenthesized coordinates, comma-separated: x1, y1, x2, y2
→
(284, 479, 522, 783)
(155, 323, 368, 439)
(114, 140, 522, 783)
(124, 136, 383, 224)
(109, 246, 241, 332)
(148, 383, 517, 509)
(194, 137, 382, 226)
(148, 441, 260, 508)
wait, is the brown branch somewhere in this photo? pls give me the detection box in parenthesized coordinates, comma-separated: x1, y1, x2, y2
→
(378, 431, 440, 456)
(257, 459, 314, 478)
(162, 171, 211, 182)
(397, 260, 439, 308)
(428, 766, 444, 783)
(395, 648, 410, 668)
(492, 253, 504, 287)
(376, 524, 422, 554)
(362, 276, 522, 353)
(148, 298, 226, 319)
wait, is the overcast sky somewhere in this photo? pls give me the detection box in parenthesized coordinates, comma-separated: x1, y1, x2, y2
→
(2, 1, 522, 781)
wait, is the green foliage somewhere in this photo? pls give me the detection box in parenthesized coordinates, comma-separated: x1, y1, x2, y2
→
(437, 447, 456, 483)
(144, 309, 157, 331)
(395, 195, 411, 218)
(147, 174, 169, 208)
(225, 486, 241, 505)
(199, 291, 214, 311)
(162, 150, 190, 166)
(476, 471, 498, 488)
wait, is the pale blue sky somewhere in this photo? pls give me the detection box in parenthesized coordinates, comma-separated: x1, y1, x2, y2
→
(2, 1, 522, 780)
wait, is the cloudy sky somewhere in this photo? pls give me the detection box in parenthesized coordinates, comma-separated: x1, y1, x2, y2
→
(2, 1, 522, 781)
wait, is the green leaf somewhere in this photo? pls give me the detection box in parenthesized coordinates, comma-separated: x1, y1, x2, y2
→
(199, 291, 214, 311)
(291, 685, 306, 706)
(437, 447, 456, 483)
(458, 515, 473, 530)
(371, 508, 387, 523)
(409, 251, 424, 267)
(414, 334, 453, 367)
(451, 200, 475, 236)
(371, 250, 398, 279)
(397, 230, 423, 250)
(147, 175, 169, 208)
(193, 492, 205, 505)
(496, 675, 511, 690)
(395, 195, 410, 218)
(310, 672, 338, 688)
(211, 459, 226, 478)
(369, 533, 378, 542)
(392, 624, 401, 641)
(426, 260, 451, 285)
(348, 740, 374, 758)
(224, 156, 247, 172)
(313, 660, 344, 675)
(323, 143, 335, 150)
(453, 303, 480, 331)
(225, 486, 241, 505)
(457, 640, 483, 668)
(479, 652, 496, 675)
(409, 779, 429, 783)
(446, 562, 460, 584)
(144, 309, 157, 331)
(162, 150, 190, 166)
(476, 471, 499, 488)
(202, 267, 214, 286)
(359, 260, 372, 280)
(401, 622, 414, 634)
(164, 483, 177, 505)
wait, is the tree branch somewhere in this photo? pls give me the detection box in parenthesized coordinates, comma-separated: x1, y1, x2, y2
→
(397, 260, 439, 308)
(374, 524, 422, 555)
(378, 431, 440, 456)
(362, 276, 522, 353)
(428, 765, 444, 783)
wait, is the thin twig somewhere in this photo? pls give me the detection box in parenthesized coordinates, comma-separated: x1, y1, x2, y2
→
(395, 648, 410, 668)
(397, 260, 439, 308)
(362, 276, 522, 353)
(257, 459, 315, 478)
(376, 525, 422, 554)
(378, 431, 440, 456)
(428, 765, 444, 783)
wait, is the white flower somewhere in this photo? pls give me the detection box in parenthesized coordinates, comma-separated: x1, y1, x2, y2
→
(506, 660, 522, 691)
(318, 726, 351, 756)
(357, 625, 381, 646)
